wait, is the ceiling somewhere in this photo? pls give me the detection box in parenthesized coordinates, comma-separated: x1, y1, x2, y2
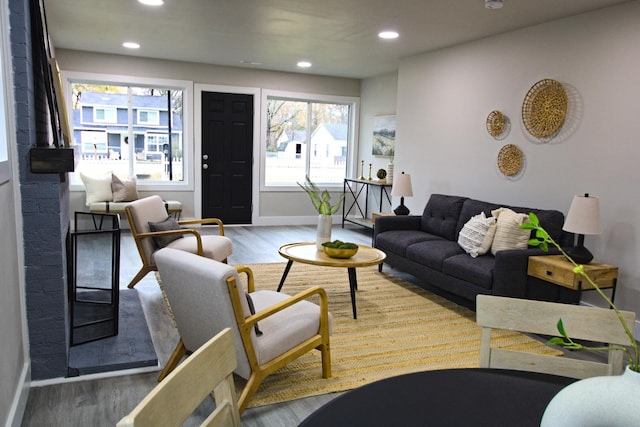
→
(44, 0, 630, 79)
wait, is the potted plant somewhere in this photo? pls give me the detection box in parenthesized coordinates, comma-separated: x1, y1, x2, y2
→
(298, 176, 345, 250)
(523, 213, 640, 426)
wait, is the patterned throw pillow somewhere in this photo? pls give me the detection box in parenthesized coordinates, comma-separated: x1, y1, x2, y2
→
(490, 208, 530, 255)
(457, 212, 497, 258)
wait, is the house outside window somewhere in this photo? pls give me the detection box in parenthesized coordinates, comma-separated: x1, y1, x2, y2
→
(262, 90, 358, 189)
(65, 76, 190, 187)
(94, 107, 117, 123)
(138, 109, 159, 125)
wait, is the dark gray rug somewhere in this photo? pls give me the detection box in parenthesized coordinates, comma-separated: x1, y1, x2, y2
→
(68, 289, 158, 376)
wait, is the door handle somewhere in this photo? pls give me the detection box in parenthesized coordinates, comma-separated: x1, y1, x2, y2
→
(202, 154, 209, 160)
(203, 164, 208, 169)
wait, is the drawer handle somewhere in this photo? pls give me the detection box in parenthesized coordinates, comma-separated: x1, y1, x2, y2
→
(546, 270, 553, 276)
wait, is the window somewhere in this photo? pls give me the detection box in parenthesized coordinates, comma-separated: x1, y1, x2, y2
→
(65, 74, 192, 188)
(138, 109, 159, 125)
(94, 107, 117, 123)
(262, 90, 358, 189)
(0, 8, 11, 185)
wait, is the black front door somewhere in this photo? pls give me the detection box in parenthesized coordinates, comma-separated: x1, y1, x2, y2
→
(201, 91, 253, 224)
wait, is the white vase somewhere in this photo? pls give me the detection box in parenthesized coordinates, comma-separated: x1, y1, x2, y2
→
(541, 366, 640, 426)
(316, 214, 332, 250)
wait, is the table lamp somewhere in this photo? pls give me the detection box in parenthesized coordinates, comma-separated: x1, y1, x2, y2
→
(562, 193, 602, 264)
(391, 172, 413, 215)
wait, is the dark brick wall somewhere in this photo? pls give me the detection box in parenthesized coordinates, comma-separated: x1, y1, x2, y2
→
(10, 0, 71, 380)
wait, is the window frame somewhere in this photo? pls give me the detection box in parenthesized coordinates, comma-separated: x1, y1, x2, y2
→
(63, 71, 194, 191)
(260, 89, 359, 192)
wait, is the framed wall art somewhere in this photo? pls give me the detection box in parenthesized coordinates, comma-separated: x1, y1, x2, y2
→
(372, 115, 396, 157)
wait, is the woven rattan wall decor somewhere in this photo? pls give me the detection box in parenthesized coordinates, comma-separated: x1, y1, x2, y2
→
(497, 144, 523, 176)
(522, 79, 568, 138)
(486, 110, 506, 138)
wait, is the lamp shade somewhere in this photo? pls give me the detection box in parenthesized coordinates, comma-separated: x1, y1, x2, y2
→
(562, 194, 602, 235)
(391, 172, 413, 198)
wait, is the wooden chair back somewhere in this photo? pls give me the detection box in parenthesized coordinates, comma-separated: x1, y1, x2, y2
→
(117, 328, 241, 427)
(476, 294, 636, 379)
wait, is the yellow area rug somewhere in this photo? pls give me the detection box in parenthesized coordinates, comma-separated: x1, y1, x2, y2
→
(230, 262, 562, 408)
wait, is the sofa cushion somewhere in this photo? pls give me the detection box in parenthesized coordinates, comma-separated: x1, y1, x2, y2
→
(457, 212, 497, 258)
(406, 240, 465, 271)
(421, 194, 467, 241)
(509, 205, 566, 243)
(442, 254, 495, 289)
(491, 208, 530, 255)
(376, 230, 441, 257)
(456, 198, 502, 237)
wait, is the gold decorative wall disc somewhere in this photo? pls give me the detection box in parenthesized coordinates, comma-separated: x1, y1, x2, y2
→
(497, 144, 523, 176)
(486, 110, 506, 137)
(522, 79, 568, 138)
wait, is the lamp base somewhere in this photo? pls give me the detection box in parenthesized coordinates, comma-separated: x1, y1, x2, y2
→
(565, 245, 594, 265)
(393, 204, 410, 216)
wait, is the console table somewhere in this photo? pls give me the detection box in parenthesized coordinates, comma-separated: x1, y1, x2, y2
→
(342, 178, 392, 230)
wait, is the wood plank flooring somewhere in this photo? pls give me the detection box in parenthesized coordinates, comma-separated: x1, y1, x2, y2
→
(21, 224, 374, 427)
(20, 223, 611, 426)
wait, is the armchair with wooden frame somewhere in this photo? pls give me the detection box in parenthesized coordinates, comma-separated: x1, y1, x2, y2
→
(117, 328, 241, 427)
(476, 294, 636, 379)
(124, 195, 232, 288)
(154, 247, 332, 414)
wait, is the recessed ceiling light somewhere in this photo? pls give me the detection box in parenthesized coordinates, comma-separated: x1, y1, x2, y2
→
(297, 61, 312, 68)
(122, 42, 140, 49)
(241, 60, 262, 66)
(138, 0, 164, 5)
(378, 31, 399, 40)
(485, 0, 504, 9)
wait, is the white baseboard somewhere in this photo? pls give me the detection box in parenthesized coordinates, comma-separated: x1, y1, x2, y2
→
(252, 215, 340, 226)
(29, 364, 160, 388)
(6, 362, 30, 427)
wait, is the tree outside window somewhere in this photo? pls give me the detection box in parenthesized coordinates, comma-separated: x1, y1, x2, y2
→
(265, 97, 351, 186)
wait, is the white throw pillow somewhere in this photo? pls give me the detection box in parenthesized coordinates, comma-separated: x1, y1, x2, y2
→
(458, 212, 497, 258)
(490, 207, 530, 255)
(80, 172, 113, 206)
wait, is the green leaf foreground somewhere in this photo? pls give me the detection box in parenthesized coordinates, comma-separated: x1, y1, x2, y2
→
(297, 176, 345, 215)
(522, 213, 640, 371)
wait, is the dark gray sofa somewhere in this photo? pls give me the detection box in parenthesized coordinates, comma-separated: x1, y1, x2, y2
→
(373, 194, 579, 306)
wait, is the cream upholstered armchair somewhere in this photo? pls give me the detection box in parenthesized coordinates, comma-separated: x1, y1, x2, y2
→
(155, 247, 332, 414)
(124, 195, 232, 288)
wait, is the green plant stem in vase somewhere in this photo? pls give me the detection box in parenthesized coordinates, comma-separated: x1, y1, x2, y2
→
(522, 213, 639, 372)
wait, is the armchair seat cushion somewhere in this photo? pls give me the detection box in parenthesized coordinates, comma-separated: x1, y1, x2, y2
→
(151, 235, 232, 262)
(250, 290, 333, 366)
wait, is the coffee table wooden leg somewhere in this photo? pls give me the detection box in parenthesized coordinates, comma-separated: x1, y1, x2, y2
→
(348, 267, 357, 319)
(277, 260, 294, 292)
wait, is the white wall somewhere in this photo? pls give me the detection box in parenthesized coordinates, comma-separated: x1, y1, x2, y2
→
(394, 2, 640, 314)
(56, 50, 360, 223)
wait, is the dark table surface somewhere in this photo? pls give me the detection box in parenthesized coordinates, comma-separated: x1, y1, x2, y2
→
(298, 368, 576, 427)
